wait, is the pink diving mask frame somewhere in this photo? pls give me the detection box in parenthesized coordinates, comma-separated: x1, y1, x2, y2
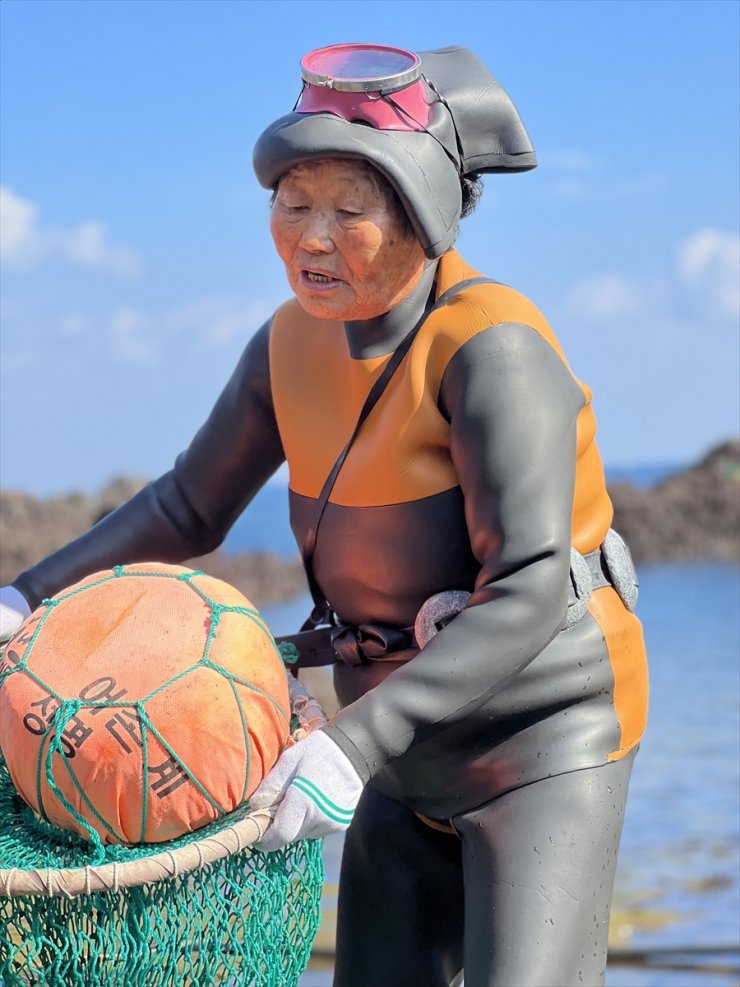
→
(296, 43, 432, 131)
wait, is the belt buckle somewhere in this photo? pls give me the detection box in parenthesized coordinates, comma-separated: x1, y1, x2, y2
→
(602, 529, 639, 612)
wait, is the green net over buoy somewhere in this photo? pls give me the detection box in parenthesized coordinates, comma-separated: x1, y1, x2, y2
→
(0, 564, 294, 846)
(0, 563, 328, 985)
(0, 672, 327, 987)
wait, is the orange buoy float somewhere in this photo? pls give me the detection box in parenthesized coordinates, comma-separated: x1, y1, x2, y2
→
(0, 563, 290, 844)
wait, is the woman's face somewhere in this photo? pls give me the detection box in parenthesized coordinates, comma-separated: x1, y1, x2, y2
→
(270, 159, 427, 321)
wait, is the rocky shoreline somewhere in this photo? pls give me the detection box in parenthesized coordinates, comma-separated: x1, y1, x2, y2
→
(609, 439, 739, 564)
(1, 441, 737, 606)
(0, 476, 307, 608)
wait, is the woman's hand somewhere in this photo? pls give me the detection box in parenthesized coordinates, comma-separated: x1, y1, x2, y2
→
(251, 730, 363, 851)
(0, 586, 31, 644)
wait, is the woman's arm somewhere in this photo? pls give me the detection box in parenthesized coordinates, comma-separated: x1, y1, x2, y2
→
(12, 320, 285, 610)
(323, 322, 585, 782)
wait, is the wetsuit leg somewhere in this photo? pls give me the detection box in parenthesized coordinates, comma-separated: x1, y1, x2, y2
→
(334, 782, 465, 987)
(453, 749, 636, 987)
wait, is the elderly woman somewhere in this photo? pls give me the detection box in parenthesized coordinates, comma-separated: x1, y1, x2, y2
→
(0, 45, 647, 987)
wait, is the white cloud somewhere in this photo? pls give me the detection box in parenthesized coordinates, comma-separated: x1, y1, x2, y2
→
(0, 186, 140, 277)
(565, 273, 645, 320)
(677, 229, 740, 316)
(167, 296, 274, 347)
(54, 295, 274, 367)
(62, 222, 140, 277)
(0, 187, 40, 261)
(565, 228, 740, 324)
(535, 148, 667, 204)
(58, 314, 92, 337)
(109, 309, 158, 365)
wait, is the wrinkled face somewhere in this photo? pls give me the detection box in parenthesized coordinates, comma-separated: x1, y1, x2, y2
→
(270, 158, 427, 321)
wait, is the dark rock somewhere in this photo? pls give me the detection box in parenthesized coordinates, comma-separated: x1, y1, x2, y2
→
(609, 440, 739, 563)
(1, 441, 737, 606)
(0, 476, 307, 607)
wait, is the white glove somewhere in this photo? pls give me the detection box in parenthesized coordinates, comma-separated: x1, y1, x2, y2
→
(0, 586, 31, 644)
(250, 730, 363, 851)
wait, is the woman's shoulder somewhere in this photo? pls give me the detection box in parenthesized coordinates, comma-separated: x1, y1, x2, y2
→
(427, 250, 569, 368)
(437, 250, 552, 333)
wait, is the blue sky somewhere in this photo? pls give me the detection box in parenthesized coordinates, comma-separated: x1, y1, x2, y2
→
(1, 0, 738, 494)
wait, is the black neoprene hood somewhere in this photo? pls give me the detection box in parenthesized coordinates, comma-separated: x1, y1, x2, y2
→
(253, 46, 537, 259)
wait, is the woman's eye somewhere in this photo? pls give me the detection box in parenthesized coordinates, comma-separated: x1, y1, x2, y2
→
(338, 209, 363, 218)
(276, 197, 308, 212)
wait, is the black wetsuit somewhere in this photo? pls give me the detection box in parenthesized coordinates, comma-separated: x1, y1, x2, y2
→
(14, 250, 648, 987)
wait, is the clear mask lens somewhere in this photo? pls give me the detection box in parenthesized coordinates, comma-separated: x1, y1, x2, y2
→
(300, 44, 422, 94)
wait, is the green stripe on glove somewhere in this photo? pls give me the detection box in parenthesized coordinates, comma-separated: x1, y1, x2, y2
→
(250, 729, 363, 851)
(292, 775, 355, 825)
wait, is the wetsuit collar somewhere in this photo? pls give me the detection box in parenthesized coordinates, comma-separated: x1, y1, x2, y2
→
(344, 260, 439, 360)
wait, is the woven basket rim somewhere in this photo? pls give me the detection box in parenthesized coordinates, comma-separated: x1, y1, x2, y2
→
(0, 673, 325, 898)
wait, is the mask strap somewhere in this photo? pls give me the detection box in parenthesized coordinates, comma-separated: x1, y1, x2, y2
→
(292, 83, 307, 112)
(420, 77, 467, 172)
(383, 89, 463, 174)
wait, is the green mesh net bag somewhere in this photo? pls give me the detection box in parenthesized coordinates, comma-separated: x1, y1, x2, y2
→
(0, 672, 325, 986)
(0, 566, 326, 986)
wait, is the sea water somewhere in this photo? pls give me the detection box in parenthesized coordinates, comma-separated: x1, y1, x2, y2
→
(603, 563, 740, 987)
(225, 498, 740, 987)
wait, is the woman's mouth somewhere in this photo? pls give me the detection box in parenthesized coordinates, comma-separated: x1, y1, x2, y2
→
(300, 269, 344, 290)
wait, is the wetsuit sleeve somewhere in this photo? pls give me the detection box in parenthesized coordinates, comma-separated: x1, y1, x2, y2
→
(13, 320, 285, 610)
(323, 322, 586, 785)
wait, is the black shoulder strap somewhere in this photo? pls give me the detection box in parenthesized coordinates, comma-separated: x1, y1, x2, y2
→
(301, 276, 495, 629)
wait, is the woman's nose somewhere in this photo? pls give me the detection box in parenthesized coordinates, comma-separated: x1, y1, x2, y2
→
(298, 210, 335, 253)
